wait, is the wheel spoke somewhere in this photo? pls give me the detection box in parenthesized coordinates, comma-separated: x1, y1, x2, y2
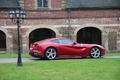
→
(47, 50, 51, 54)
(95, 49, 99, 53)
(46, 53, 50, 57)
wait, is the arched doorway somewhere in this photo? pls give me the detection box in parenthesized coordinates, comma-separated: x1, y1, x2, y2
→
(29, 28, 56, 44)
(77, 27, 101, 45)
(0, 31, 6, 51)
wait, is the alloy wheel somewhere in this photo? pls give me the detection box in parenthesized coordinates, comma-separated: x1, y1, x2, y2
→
(90, 47, 101, 58)
(45, 48, 57, 60)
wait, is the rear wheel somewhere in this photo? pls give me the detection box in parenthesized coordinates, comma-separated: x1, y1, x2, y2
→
(90, 47, 101, 58)
(45, 48, 57, 60)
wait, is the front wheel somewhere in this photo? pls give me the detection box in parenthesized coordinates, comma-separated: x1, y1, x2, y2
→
(45, 48, 57, 60)
(90, 47, 101, 58)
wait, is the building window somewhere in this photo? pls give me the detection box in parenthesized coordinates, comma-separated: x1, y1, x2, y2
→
(37, 0, 48, 8)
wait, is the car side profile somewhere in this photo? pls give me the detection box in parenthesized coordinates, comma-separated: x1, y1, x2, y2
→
(29, 38, 105, 60)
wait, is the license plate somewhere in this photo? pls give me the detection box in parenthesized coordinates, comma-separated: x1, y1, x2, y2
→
(34, 52, 38, 55)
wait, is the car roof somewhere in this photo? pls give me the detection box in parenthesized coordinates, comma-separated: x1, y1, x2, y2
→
(44, 37, 67, 41)
(35, 37, 68, 43)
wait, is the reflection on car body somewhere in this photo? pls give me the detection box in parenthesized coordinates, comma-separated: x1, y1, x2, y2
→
(29, 38, 105, 60)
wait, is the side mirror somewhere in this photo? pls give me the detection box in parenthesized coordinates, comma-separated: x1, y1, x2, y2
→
(73, 42, 76, 45)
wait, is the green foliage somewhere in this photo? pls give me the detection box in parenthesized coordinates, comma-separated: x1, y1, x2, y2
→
(0, 59, 120, 80)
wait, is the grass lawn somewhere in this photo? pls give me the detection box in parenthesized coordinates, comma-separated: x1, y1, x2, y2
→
(0, 58, 120, 80)
(105, 52, 120, 56)
(0, 53, 31, 58)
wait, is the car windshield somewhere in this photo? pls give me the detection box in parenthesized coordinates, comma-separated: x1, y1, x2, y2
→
(59, 39, 73, 44)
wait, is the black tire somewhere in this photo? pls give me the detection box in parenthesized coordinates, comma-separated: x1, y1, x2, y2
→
(40, 57, 45, 60)
(81, 57, 86, 58)
(90, 47, 101, 58)
(44, 48, 57, 60)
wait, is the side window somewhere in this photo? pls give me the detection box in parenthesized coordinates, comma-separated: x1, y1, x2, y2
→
(59, 39, 73, 44)
(51, 39, 60, 44)
(37, 0, 48, 9)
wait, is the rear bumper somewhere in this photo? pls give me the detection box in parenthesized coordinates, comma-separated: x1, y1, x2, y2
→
(29, 51, 43, 58)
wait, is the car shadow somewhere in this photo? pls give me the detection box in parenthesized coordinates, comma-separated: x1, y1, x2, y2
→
(57, 57, 91, 60)
(29, 56, 102, 62)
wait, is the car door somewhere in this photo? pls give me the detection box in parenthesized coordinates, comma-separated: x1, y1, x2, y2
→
(58, 39, 86, 56)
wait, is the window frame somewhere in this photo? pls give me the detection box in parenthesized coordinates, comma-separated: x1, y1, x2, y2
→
(36, 0, 50, 9)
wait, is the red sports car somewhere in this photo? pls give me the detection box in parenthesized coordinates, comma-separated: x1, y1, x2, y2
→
(29, 38, 105, 60)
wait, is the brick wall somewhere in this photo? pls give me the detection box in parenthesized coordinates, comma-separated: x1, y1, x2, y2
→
(0, 0, 120, 53)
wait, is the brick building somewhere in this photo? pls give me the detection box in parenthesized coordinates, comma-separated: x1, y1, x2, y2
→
(0, 0, 120, 53)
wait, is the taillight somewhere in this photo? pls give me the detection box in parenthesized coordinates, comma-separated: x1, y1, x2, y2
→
(30, 43, 38, 50)
(30, 44, 33, 50)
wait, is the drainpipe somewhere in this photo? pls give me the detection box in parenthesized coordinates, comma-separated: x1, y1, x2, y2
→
(68, 8, 71, 39)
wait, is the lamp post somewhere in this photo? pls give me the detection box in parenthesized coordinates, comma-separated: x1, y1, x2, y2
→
(9, 9, 26, 67)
